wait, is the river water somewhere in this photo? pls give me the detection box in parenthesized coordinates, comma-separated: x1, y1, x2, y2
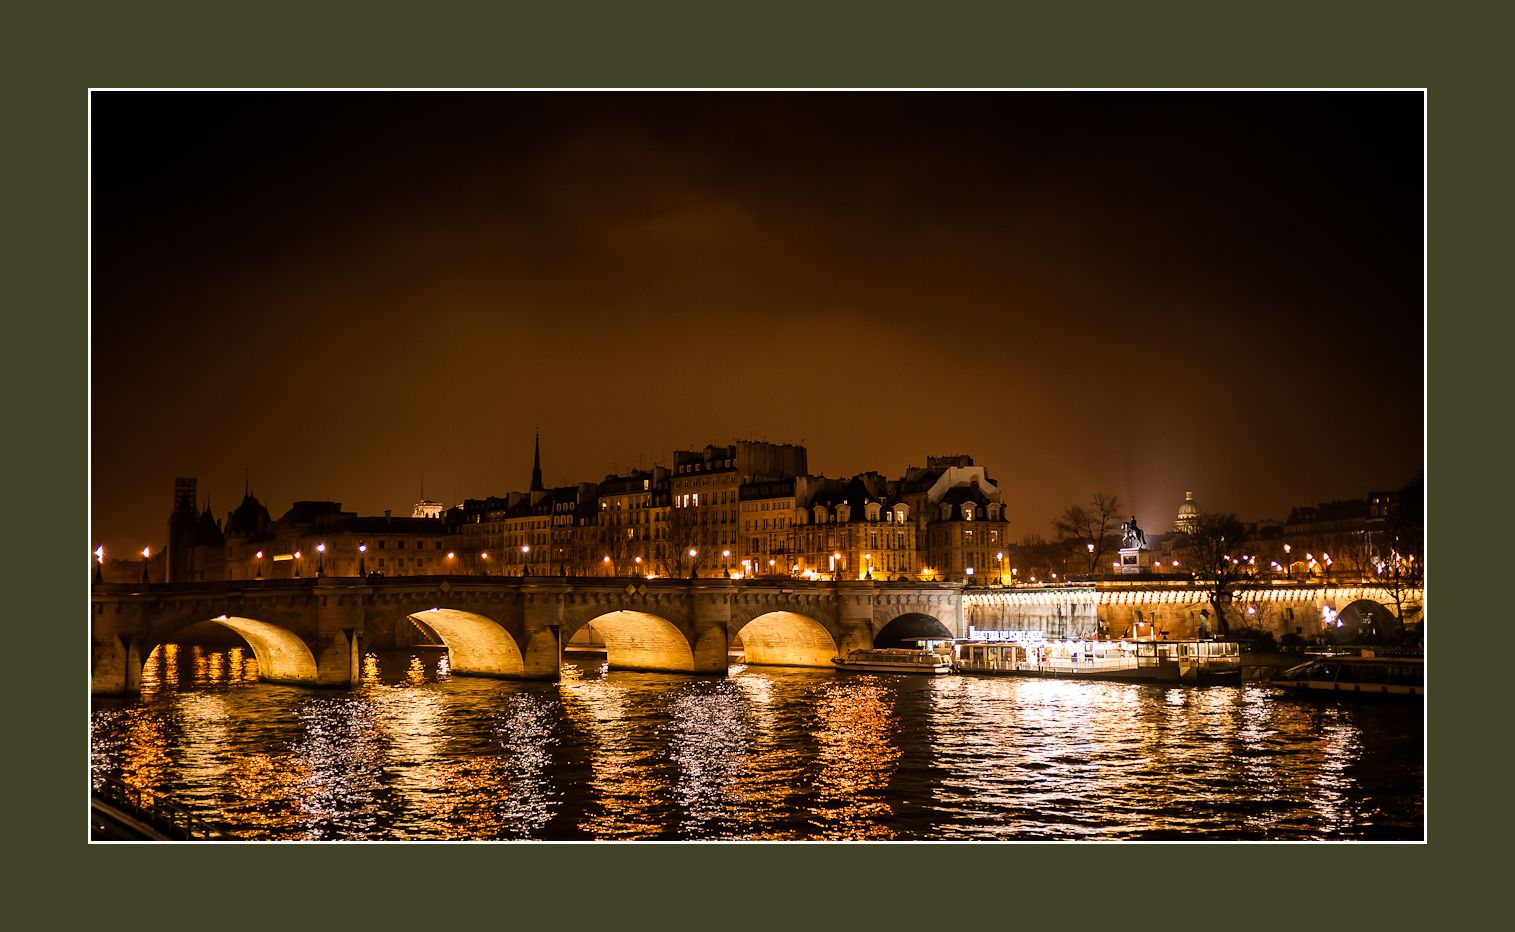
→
(89, 645, 1424, 841)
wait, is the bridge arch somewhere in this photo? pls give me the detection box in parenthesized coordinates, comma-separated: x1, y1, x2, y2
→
(147, 615, 320, 686)
(874, 612, 953, 648)
(401, 607, 525, 677)
(733, 611, 838, 668)
(564, 610, 696, 673)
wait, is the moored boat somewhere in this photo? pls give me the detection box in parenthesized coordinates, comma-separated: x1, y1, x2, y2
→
(832, 647, 954, 675)
(952, 634, 1242, 684)
(1270, 651, 1423, 699)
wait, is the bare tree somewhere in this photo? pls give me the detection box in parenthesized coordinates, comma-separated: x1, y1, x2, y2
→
(659, 506, 702, 577)
(1179, 512, 1249, 636)
(1052, 492, 1123, 575)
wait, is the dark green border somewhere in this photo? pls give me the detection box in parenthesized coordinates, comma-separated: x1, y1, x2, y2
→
(20, 1, 1480, 922)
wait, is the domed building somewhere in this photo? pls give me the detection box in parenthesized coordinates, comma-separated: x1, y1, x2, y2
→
(1175, 490, 1199, 535)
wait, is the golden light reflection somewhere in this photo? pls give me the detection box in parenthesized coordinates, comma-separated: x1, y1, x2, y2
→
(559, 677, 666, 838)
(810, 679, 901, 839)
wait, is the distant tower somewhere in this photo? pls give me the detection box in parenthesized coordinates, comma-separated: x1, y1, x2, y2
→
(1175, 490, 1199, 535)
(530, 428, 544, 492)
(167, 477, 199, 583)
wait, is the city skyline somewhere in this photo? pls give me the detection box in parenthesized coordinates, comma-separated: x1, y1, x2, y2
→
(90, 90, 1424, 557)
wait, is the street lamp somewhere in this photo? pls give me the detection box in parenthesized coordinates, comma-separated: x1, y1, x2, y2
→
(141, 546, 150, 583)
(316, 542, 326, 577)
(864, 552, 872, 580)
(446, 551, 455, 575)
(722, 549, 731, 578)
(689, 548, 698, 579)
(357, 543, 366, 576)
(294, 549, 302, 577)
(94, 545, 104, 584)
(832, 551, 843, 581)
(997, 551, 1005, 585)
(603, 555, 613, 576)
(522, 544, 530, 576)
(481, 551, 490, 576)
(634, 555, 643, 578)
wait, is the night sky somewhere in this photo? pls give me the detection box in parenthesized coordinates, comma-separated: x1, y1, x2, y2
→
(90, 91, 1423, 558)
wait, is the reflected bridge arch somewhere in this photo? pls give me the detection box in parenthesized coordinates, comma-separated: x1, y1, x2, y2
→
(873, 612, 953, 648)
(733, 611, 839, 668)
(146, 615, 320, 686)
(565, 610, 697, 674)
(399, 607, 526, 677)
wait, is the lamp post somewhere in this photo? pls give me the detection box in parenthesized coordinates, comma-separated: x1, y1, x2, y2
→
(864, 552, 872, 580)
(357, 543, 366, 576)
(316, 543, 326, 577)
(722, 549, 731, 578)
(94, 545, 104, 584)
(1283, 543, 1292, 579)
(294, 550, 302, 578)
(833, 551, 843, 581)
(689, 548, 698, 579)
(634, 554, 643, 577)
(603, 555, 613, 576)
(1087, 541, 1095, 575)
(480, 551, 490, 576)
(997, 551, 1005, 585)
(522, 544, 530, 576)
(141, 547, 150, 583)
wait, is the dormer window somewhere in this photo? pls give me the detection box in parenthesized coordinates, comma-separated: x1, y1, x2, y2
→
(963, 503, 976, 522)
(865, 502, 881, 521)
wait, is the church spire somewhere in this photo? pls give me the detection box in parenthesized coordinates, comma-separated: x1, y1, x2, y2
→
(530, 428, 544, 492)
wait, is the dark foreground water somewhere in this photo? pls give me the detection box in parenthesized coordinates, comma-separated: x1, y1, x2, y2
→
(89, 645, 1424, 841)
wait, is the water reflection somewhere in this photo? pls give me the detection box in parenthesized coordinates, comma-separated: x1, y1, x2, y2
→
(810, 678, 901, 839)
(90, 652, 1424, 841)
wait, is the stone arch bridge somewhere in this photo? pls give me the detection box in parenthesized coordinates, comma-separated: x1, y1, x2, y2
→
(91, 576, 968, 694)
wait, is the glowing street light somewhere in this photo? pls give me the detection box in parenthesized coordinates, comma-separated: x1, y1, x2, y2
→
(864, 552, 872, 579)
(316, 542, 326, 577)
(94, 545, 104, 583)
(357, 542, 366, 576)
(522, 544, 530, 576)
(293, 549, 302, 577)
(689, 548, 698, 579)
(634, 555, 644, 578)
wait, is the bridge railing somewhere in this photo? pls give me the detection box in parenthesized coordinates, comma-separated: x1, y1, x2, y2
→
(93, 776, 217, 841)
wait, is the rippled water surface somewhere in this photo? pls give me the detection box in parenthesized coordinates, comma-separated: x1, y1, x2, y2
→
(90, 647, 1424, 841)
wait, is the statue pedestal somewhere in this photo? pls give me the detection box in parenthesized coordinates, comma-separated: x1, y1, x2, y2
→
(1118, 547, 1151, 574)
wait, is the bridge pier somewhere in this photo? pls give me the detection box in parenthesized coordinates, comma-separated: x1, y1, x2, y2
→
(91, 633, 143, 694)
(314, 582, 369, 687)
(838, 593, 876, 655)
(690, 586, 732, 674)
(522, 582, 569, 679)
